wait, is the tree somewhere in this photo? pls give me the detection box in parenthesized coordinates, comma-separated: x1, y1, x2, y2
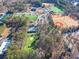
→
(56, 0, 76, 14)
(34, 21, 63, 59)
(5, 14, 29, 59)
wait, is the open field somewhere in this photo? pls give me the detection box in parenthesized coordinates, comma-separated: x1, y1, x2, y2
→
(51, 14, 79, 28)
(50, 5, 64, 14)
(13, 13, 38, 21)
(22, 33, 36, 54)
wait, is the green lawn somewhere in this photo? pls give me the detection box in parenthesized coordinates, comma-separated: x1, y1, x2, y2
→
(26, 15, 37, 21)
(22, 33, 36, 54)
(50, 5, 64, 14)
(13, 13, 38, 21)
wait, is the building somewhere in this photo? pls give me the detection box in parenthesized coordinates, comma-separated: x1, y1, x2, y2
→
(1, 28, 10, 38)
(42, 3, 51, 8)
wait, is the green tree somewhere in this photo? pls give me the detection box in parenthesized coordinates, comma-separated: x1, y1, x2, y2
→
(34, 22, 63, 59)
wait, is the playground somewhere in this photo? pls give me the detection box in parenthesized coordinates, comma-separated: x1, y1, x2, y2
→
(51, 14, 79, 28)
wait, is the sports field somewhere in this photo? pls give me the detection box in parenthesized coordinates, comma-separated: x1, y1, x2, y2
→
(50, 5, 64, 14)
(51, 15, 78, 28)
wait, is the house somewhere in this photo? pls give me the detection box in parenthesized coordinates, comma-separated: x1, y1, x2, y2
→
(1, 28, 11, 38)
(42, 3, 51, 8)
(36, 8, 44, 14)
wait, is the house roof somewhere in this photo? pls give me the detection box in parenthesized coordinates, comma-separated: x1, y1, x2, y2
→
(1, 28, 10, 38)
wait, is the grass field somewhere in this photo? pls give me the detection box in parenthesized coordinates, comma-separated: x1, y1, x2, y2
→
(22, 33, 36, 54)
(26, 15, 37, 21)
(50, 5, 64, 14)
(13, 13, 38, 21)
